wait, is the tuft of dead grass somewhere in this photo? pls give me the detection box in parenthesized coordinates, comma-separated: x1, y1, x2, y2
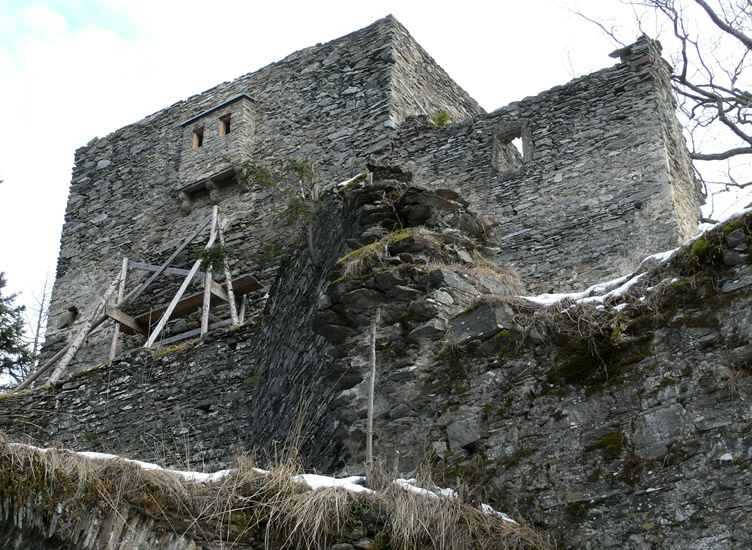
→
(426, 256, 522, 295)
(0, 434, 551, 549)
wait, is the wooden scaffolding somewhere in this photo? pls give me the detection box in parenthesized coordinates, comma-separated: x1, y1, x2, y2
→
(17, 206, 262, 390)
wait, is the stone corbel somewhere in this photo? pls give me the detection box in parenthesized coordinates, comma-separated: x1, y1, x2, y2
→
(179, 191, 192, 215)
(205, 179, 220, 204)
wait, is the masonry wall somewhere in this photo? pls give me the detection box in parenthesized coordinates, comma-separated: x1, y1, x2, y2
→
(1, 201, 348, 472)
(41, 15, 482, 376)
(380, 37, 702, 293)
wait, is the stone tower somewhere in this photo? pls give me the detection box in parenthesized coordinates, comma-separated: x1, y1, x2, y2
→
(42, 18, 700, 383)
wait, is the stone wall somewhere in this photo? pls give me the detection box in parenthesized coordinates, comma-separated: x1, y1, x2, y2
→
(1, 200, 348, 472)
(379, 36, 702, 293)
(41, 15, 482, 377)
(4, 180, 750, 547)
(42, 21, 702, 380)
(5, 16, 732, 549)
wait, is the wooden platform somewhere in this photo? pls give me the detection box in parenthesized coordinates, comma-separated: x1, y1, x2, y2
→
(114, 274, 262, 334)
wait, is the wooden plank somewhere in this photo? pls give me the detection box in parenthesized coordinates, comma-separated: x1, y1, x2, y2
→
(156, 319, 233, 347)
(48, 274, 122, 384)
(15, 272, 260, 390)
(105, 306, 146, 335)
(146, 227, 219, 348)
(238, 295, 247, 325)
(209, 279, 229, 302)
(124, 214, 212, 305)
(109, 258, 130, 360)
(129, 262, 205, 279)
(201, 207, 219, 337)
(218, 219, 239, 325)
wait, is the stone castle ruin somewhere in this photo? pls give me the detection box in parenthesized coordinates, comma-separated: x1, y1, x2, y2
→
(38, 15, 701, 375)
(4, 15, 752, 549)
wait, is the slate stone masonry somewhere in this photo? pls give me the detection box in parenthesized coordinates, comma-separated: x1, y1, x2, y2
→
(41, 20, 700, 379)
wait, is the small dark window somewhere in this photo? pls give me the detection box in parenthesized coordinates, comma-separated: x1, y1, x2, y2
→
(193, 129, 204, 148)
(220, 116, 231, 136)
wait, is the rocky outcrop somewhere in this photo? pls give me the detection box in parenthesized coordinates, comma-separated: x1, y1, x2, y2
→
(314, 184, 752, 548)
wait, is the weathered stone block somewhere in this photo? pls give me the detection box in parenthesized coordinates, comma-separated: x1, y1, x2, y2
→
(448, 302, 513, 343)
(428, 268, 478, 295)
(633, 403, 688, 460)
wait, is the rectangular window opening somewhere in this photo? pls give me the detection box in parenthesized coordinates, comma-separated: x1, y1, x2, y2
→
(220, 116, 231, 136)
(193, 129, 204, 148)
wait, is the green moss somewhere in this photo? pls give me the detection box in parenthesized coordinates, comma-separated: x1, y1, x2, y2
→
(585, 431, 626, 461)
(546, 331, 653, 392)
(431, 348, 471, 396)
(452, 302, 481, 318)
(386, 229, 411, 245)
(566, 501, 589, 517)
(336, 241, 382, 265)
(676, 235, 724, 275)
(244, 374, 265, 385)
(72, 366, 104, 379)
(83, 432, 101, 446)
(435, 452, 497, 487)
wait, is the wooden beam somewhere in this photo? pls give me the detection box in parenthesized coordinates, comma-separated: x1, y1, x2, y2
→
(109, 257, 130, 359)
(218, 219, 239, 325)
(124, 214, 212, 305)
(201, 207, 219, 337)
(129, 262, 205, 279)
(121, 275, 263, 334)
(238, 295, 247, 325)
(105, 306, 147, 335)
(146, 226, 219, 348)
(15, 217, 215, 391)
(48, 274, 122, 384)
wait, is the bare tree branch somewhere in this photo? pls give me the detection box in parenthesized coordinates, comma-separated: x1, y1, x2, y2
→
(692, 0, 752, 49)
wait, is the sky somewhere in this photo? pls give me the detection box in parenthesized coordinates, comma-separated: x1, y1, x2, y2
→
(0, 0, 749, 321)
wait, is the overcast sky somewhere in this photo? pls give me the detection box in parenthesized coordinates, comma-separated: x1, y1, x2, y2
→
(0, 0, 747, 317)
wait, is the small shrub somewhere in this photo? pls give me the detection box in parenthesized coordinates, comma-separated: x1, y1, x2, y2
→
(194, 244, 229, 272)
(429, 110, 452, 127)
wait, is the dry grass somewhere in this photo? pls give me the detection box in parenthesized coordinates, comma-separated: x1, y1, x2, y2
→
(427, 256, 522, 295)
(338, 239, 391, 277)
(381, 483, 548, 550)
(0, 434, 551, 549)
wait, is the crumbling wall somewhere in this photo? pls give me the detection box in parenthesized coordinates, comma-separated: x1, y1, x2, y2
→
(1, 199, 348, 472)
(314, 183, 752, 548)
(5, 181, 748, 548)
(379, 36, 702, 293)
